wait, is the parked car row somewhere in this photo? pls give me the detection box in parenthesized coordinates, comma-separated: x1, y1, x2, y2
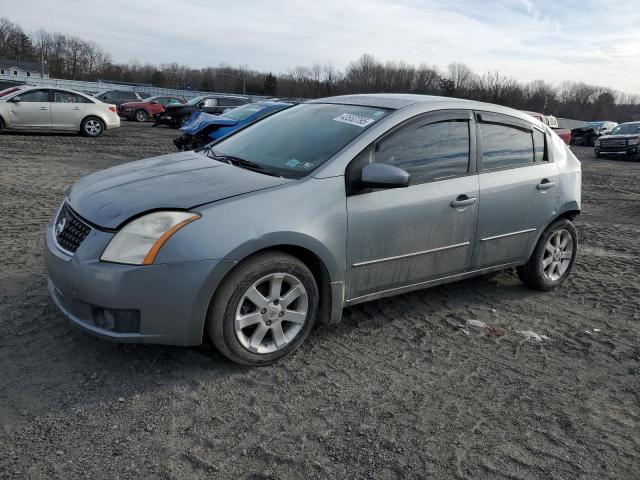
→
(154, 94, 253, 127)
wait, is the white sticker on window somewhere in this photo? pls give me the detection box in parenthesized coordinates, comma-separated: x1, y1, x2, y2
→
(334, 113, 375, 128)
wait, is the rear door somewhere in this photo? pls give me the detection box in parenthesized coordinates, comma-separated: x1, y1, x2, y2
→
(471, 112, 559, 269)
(7, 89, 51, 128)
(50, 90, 89, 129)
(346, 110, 479, 301)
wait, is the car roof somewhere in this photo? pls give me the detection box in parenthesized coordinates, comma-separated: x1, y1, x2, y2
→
(10, 85, 94, 99)
(308, 93, 538, 123)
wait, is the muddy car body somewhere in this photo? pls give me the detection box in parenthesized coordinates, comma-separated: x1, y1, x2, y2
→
(45, 94, 581, 365)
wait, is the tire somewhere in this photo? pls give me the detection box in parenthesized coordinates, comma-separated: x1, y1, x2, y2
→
(81, 116, 104, 137)
(0, 116, 4, 133)
(207, 252, 319, 366)
(134, 109, 149, 122)
(517, 218, 577, 291)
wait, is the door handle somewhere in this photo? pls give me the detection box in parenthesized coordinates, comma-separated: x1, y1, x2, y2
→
(73, 107, 81, 110)
(451, 195, 477, 208)
(537, 179, 556, 190)
(39, 107, 48, 110)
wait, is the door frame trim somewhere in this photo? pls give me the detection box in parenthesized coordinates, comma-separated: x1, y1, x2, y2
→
(345, 261, 520, 305)
(352, 241, 470, 267)
(480, 228, 536, 242)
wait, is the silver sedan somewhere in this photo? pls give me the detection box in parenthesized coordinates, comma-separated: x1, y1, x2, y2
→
(44, 94, 581, 365)
(0, 86, 120, 136)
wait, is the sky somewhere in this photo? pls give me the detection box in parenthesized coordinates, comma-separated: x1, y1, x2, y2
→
(7, 0, 640, 94)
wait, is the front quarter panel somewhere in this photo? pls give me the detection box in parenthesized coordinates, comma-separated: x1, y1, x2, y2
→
(154, 176, 348, 283)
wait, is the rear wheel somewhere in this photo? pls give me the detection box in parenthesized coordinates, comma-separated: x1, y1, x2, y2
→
(81, 116, 104, 137)
(208, 252, 319, 366)
(517, 218, 577, 291)
(134, 109, 149, 122)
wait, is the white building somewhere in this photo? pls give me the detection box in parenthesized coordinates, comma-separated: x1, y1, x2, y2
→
(0, 59, 49, 79)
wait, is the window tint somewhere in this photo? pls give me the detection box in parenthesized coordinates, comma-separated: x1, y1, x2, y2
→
(203, 98, 218, 107)
(375, 120, 470, 184)
(53, 91, 91, 104)
(19, 90, 49, 102)
(480, 123, 533, 169)
(533, 129, 546, 162)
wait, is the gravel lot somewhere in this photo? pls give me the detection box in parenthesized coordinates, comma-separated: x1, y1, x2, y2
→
(1, 123, 639, 479)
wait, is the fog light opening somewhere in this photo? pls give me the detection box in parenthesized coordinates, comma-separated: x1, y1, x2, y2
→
(93, 307, 141, 333)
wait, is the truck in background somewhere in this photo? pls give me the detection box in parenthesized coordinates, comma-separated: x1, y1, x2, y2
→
(521, 111, 572, 145)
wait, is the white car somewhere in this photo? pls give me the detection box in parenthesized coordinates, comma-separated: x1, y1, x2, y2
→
(0, 86, 120, 137)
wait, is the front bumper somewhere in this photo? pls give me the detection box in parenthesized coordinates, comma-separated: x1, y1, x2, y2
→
(595, 145, 639, 157)
(44, 222, 235, 346)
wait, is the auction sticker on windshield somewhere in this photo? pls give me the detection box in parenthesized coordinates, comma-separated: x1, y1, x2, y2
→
(334, 113, 375, 128)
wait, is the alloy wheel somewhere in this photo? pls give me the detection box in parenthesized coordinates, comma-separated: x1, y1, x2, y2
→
(85, 119, 102, 136)
(234, 273, 309, 354)
(542, 228, 573, 281)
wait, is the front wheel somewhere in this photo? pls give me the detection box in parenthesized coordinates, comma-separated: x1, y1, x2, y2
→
(134, 109, 149, 122)
(517, 218, 577, 291)
(81, 117, 104, 137)
(208, 252, 319, 366)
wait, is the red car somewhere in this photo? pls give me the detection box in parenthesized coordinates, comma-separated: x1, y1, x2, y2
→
(118, 96, 186, 122)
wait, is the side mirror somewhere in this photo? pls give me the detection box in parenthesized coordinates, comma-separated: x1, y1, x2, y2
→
(360, 163, 410, 189)
(11, 96, 21, 103)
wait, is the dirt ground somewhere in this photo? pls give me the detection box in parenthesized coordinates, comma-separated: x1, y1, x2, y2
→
(0, 122, 638, 479)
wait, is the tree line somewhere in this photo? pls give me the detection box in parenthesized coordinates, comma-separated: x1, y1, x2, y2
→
(2, 16, 639, 122)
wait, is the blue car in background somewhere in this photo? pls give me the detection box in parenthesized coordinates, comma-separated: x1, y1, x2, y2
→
(174, 101, 296, 151)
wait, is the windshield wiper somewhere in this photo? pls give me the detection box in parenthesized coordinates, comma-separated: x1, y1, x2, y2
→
(206, 150, 283, 178)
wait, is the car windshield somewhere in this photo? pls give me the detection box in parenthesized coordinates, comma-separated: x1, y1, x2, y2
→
(221, 103, 269, 121)
(211, 103, 390, 178)
(186, 95, 208, 106)
(609, 123, 640, 135)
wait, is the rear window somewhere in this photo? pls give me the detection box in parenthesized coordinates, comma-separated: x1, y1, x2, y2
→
(480, 123, 534, 169)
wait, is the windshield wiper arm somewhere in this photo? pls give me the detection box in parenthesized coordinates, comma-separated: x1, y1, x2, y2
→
(207, 151, 283, 178)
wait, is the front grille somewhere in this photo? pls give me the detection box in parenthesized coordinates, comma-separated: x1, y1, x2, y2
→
(602, 139, 626, 148)
(54, 203, 92, 254)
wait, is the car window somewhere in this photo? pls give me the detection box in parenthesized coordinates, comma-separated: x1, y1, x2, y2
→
(18, 90, 49, 102)
(53, 91, 91, 104)
(203, 98, 218, 107)
(155, 97, 170, 105)
(374, 120, 470, 184)
(168, 98, 183, 105)
(533, 129, 546, 162)
(480, 123, 534, 170)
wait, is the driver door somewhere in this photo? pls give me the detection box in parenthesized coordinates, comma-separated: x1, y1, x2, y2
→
(8, 89, 51, 129)
(346, 110, 479, 301)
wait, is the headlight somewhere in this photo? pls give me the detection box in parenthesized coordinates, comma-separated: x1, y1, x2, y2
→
(628, 138, 640, 145)
(101, 211, 200, 265)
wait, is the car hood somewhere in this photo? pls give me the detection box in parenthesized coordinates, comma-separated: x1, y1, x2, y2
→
(67, 151, 291, 229)
(180, 111, 238, 134)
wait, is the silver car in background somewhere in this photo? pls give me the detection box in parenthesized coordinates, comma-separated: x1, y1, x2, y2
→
(44, 94, 581, 365)
(0, 86, 120, 136)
